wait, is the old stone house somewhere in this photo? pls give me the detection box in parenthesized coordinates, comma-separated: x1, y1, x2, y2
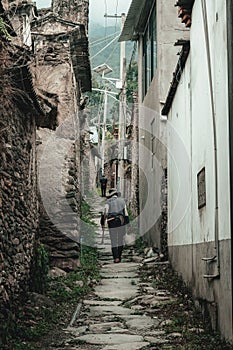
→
(0, 0, 92, 342)
(6, 0, 92, 269)
(0, 1, 44, 341)
(31, 3, 91, 269)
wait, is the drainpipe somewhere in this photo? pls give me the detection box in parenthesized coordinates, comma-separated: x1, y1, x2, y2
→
(226, 0, 233, 329)
(201, 0, 220, 278)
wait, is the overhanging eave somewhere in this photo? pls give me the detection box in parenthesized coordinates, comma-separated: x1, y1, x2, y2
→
(119, 0, 155, 42)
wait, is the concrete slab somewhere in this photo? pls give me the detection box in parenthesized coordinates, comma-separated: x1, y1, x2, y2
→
(75, 333, 144, 345)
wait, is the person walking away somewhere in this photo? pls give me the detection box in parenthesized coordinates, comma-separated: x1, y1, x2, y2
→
(100, 175, 107, 197)
(104, 189, 129, 263)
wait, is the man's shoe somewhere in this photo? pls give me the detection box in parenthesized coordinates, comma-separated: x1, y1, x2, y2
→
(114, 258, 120, 263)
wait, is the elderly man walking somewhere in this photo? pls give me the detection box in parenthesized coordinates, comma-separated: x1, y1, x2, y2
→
(103, 189, 129, 263)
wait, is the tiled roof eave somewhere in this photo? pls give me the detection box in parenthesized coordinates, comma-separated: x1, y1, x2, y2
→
(161, 42, 190, 116)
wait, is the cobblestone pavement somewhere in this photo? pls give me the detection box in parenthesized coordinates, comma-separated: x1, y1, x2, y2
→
(53, 198, 228, 350)
(55, 195, 192, 350)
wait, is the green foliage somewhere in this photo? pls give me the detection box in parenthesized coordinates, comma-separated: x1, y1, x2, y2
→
(0, 18, 11, 38)
(31, 243, 49, 293)
(140, 263, 232, 350)
(80, 200, 97, 246)
(11, 245, 100, 349)
(47, 245, 100, 303)
(126, 61, 138, 103)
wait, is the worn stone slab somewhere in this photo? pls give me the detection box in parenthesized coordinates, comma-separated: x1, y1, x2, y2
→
(101, 271, 138, 279)
(66, 326, 88, 335)
(87, 305, 134, 316)
(102, 342, 149, 350)
(76, 333, 144, 345)
(94, 278, 139, 300)
(125, 315, 157, 330)
(108, 328, 133, 334)
(88, 322, 124, 333)
(144, 336, 170, 345)
(101, 262, 139, 273)
(83, 299, 121, 306)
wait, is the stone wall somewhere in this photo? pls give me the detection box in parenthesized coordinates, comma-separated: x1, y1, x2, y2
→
(37, 128, 80, 271)
(32, 22, 82, 270)
(0, 39, 39, 342)
(52, 0, 89, 30)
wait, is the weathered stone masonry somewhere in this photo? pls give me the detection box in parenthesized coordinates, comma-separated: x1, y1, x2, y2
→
(31, 6, 91, 270)
(0, 38, 43, 339)
(0, 0, 92, 343)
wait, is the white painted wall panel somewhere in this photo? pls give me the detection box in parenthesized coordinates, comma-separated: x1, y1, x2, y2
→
(168, 56, 192, 246)
(168, 0, 230, 246)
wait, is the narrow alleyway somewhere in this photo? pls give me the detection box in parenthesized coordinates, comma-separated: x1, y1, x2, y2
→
(45, 194, 230, 350)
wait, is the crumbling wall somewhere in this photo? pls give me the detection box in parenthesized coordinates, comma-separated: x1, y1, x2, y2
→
(32, 36, 76, 125)
(52, 0, 89, 29)
(32, 29, 82, 270)
(0, 39, 38, 342)
(37, 127, 81, 271)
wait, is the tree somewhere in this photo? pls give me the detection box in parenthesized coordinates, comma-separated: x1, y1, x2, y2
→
(126, 61, 138, 104)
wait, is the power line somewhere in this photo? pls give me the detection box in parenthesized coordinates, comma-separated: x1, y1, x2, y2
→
(105, 41, 119, 63)
(90, 31, 121, 48)
(90, 34, 120, 60)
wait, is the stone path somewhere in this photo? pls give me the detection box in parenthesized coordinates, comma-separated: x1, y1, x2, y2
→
(57, 195, 183, 350)
(55, 194, 208, 350)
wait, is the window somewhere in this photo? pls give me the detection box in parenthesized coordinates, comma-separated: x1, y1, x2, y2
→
(142, 2, 157, 97)
(197, 167, 206, 209)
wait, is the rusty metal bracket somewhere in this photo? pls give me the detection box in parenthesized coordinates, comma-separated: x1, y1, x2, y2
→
(202, 256, 217, 262)
(203, 274, 220, 279)
(202, 256, 220, 279)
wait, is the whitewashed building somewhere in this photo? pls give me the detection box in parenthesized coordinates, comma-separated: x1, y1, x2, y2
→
(119, 0, 188, 255)
(161, 0, 233, 341)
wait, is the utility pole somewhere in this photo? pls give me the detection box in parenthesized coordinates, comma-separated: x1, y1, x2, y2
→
(101, 87, 108, 175)
(104, 13, 126, 194)
(118, 13, 126, 196)
(93, 63, 113, 177)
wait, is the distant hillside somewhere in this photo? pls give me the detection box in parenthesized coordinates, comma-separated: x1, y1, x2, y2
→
(89, 21, 134, 79)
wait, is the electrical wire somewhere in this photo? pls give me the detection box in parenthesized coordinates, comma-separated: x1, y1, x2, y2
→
(105, 41, 119, 64)
(90, 34, 120, 60)
(90, 31, 121, 48)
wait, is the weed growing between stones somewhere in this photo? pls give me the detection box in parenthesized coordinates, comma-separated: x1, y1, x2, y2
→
(139, 260, 232, 350)
(30, 242, 49, 294)
(80, 199, 97, 246)
(5, 201, 101, 350)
